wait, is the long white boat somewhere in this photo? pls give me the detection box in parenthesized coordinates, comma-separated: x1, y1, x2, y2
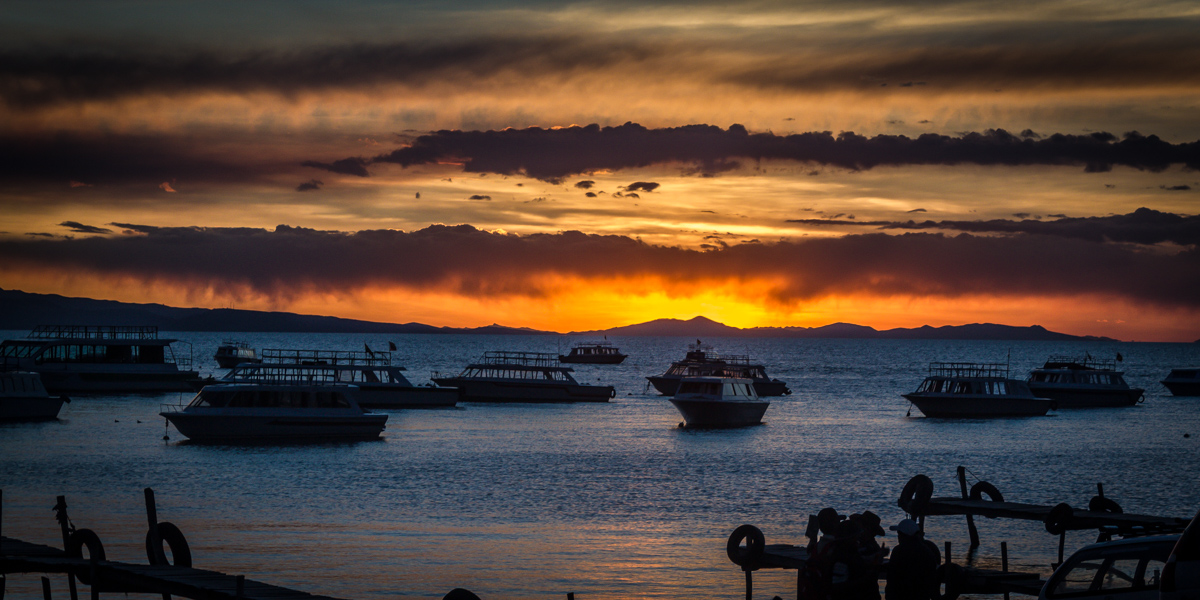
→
(432, 351, 614, 402)
(1026, 355, 1144, 407)
(669, 376, 769, 428)
(225, 348, 458, 408)
(0, 325, 200, 393)
(0, 370, 67, 421)
(904, 362, 1055, 418)
(161, 381, 387, 442)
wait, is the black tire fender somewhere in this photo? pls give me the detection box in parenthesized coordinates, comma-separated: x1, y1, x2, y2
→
(1045, 502, 1074, 535)
(146, 522, 193, 568)
(726, 524, 766, 568)
(969, 481, 1004, 503)
(1088, 496, 1122, 514)
(898, 474, 934, 515)
(65, 529, 105, 584)
(935, 563, 963, 600)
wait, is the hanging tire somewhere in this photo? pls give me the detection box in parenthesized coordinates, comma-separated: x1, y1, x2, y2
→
(146, 522, 193, 568)
(726, 524, 765, 568)
(935, 563, 963, 600)
(1088, 496, 1122, 514)
(969, 481, 1004, 503)
(1045, 502, 1074, 535)
(65, 529, 106, 584)
(898, 474, 934, 515)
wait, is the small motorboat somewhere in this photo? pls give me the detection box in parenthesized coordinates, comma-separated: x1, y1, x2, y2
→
(432, 351, 614, 402)
(558, 341, 627, 364)
(904, 362, 1054, 418)
(1162, 367, 1200, 396)
(669, 376, 769, 428)
(161, 382, 387, 442)
(0, 370, 67, 421)
(1026, 355, 1143, 407)
(214, 341, 260, 368)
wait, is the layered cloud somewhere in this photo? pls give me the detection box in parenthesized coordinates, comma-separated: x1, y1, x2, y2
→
(1, 220, 1195, 310)
(308, 124, 1200, 182)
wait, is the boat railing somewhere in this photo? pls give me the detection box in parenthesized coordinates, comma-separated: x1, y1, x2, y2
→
(222, 364, 346, 384)
(170, 341, 194, 369)
(220, 340, 254, 350)
(1043, 355, 1117, 370)
(28, 325, 160, 340)
(480, 351, 562, 368)
(260, 348, 392, 366)
(928, 362, 1010, 378)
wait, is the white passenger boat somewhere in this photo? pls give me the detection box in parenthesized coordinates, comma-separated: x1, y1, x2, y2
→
(904, 362, 1054, 418)
(214, 341, 260, 368)
(647, 341, 790, 396)
(1026, 355, 1144, 407)
(669, 376, 769, 428)
(432, 351, 614, 402)
(0, 325, 200, 393)
(161, 381, 387, 442)
(558, 341, 627, 364)
(226, 348, 458, 408)
(0, 370, 67, 421)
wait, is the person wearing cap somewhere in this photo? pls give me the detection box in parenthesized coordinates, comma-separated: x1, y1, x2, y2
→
(885, 519, 939, 600)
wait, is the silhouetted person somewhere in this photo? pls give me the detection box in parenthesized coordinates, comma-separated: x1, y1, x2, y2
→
(885, 519, 938, 600)
(825, 521, 880, 600)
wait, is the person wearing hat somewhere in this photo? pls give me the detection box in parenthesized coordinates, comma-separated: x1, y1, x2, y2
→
(885, 519, 939, 600)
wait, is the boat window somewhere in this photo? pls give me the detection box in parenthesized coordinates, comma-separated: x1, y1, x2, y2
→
(1048, 543, 1172, 598)
(0, 342, 42, 358)
(1030, 373, 1046, 382)
(678, 381, 720, 395)
(363, 370, 381, 383)
(951, 381, 973, 394)
(995, 381, 1007, 394)
(191, 391, 229, 408)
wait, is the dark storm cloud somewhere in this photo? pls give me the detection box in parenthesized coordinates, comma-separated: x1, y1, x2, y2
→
(0, 223, 1195, 309)
(58, 221, 112, 234)
(0, 132, 270, 186)
(788, 208, 1200, 247)
(305, 124, 1200, 181)
(0, 38, 655, 108)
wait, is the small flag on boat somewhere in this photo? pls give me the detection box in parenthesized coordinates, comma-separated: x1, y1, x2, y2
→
(389, 341, 397, 351)
(1116, 352, 1123, 361)
(364, 343, 374, 356)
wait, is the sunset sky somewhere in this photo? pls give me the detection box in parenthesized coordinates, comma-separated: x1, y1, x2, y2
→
(1, 0, 1198, 341)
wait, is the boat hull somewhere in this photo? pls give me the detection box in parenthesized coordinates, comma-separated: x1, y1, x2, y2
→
(558, 354, 627, 365)
(431, 377, 612, 403)
(35, 366, 201, 394)
(163, 411, 387, 442)
(0, 396, 66, 421)
(1162, 381, 1200, 396)
(903, 393, 1053, 418)
(215, 356, 261, 369)
(355, 384, 460, 408)
(669, 398, 769, 428)
(648, 375, 789, 397)
(1025, 385, 1143, 407)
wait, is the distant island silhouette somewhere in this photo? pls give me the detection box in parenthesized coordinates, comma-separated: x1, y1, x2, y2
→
(0, 288, 1115, 341)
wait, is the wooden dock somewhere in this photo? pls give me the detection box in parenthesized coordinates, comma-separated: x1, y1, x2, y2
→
(922, 497, 1193, 532)
(2, 535, 351, 600)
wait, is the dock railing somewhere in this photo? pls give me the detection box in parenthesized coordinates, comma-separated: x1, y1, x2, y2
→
(28, 325, 159, 340)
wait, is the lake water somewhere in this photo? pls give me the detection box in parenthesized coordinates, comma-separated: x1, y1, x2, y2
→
(2, 332, 1199, 600)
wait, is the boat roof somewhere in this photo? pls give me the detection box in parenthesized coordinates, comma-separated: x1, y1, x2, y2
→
(679, 376, 755, 384)
(571, 340, 616, 348)
(202, 381, 360, 391)
(469, 351, 573, 371)
(1036, 355, 1120, 371)
(259, 348, 394, 367)
(924, 362, 1010, 378)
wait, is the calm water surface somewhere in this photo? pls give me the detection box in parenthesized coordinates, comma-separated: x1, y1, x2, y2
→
(2, 333, 1199, 599)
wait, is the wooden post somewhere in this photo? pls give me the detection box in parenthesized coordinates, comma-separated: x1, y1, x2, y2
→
(1057, 532, 1066, 567)
(88, 563, 98, 600)
(1001, 541, 1010, 600)
(744, 570, 752, 600)
(567, 594, 574, 600)
(144, 490, 171, 600)
(1096, 483, 1105, 500)
(54, 496, 79, 600)
(42, 576, 53, 600)
(957, 467, 980, 547)
(944, 541, 952, 565)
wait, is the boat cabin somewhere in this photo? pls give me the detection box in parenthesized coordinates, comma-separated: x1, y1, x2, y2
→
(226, 348, 416, 386)
(915, 363, 1036, 396)
(1029, 356, 1129, 386)
(677, 378, 759, 399)
(189, 385, 356, 409)
(458, 351, 580, 382)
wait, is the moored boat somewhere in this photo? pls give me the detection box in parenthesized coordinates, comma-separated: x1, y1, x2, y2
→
(214, 341, 260, 368)
(647, 341, 790, 396)
(432, 351, 614, 402)
(669, 376, 769, 428)
(0, 325, 200, 394)
(227, 348, 458, 408)
(0, 369, 67, 421)
(559, 341, 627, 364)
(904, 362, 1054, 418)
(1026, 355, 1144, 407)
(1162, 367, 1200, 396)
(161, 381, 387, 442)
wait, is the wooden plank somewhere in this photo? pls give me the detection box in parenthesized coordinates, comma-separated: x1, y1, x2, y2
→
(923, 498, 1191, 531)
